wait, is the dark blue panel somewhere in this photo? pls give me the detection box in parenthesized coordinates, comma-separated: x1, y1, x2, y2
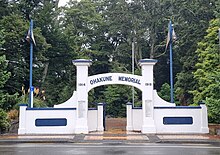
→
(88, 108, 97, 110)
(27, 108, 76, 110)
(154, 106, 201, 109)
(163, 117, 193, 125)
(35, 118, 67, 126)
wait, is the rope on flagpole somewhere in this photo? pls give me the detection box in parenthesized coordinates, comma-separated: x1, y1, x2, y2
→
(132, 38, 135, 107)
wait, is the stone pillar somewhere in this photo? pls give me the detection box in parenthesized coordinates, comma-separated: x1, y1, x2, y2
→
(126, 102, 133, 131)
(18, 104, 28, 134)
(97, 103, 104, 131)
(199, 101, 209, 133)
(139, 59, 157, 133)
(72, 59, 92, 134)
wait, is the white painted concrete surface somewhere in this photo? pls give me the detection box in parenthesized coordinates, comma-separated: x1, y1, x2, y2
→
(154, 108, 203, 133)
(18, 105, 77, 134)
(88, 109, 98, 132)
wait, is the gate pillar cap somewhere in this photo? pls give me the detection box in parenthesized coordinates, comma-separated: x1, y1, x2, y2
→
(97, 103, 104, 106)
(139, 59, 157, 66)
(72, 59, 92, 66)
(126, 102, 132, 105)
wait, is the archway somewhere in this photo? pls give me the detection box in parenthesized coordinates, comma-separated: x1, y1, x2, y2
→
(72, 59, 157, 134)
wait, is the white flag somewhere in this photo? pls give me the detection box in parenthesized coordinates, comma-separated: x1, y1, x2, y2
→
(26, 28, 36, 46)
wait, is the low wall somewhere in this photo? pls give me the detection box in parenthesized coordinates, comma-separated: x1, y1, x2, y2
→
(18, 104, 104, 134)
(154, 106, 208, 133)
(88, 103, 104, 132)
(18, 104, 77, 134)
(127, 104, 208, 133)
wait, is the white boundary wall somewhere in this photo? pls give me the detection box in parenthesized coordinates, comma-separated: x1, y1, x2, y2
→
(127, 105, 208, 133)
(18, 104, 103, 134)
(18, 105, 77, 134)
(126, 91, 209, 133)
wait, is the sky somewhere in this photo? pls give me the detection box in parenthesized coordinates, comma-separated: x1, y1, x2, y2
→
(58, 0, 70, 7)
(58, 0, 132, 7)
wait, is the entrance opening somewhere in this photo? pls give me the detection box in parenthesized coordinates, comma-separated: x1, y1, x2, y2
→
(88, 84, 142, 133)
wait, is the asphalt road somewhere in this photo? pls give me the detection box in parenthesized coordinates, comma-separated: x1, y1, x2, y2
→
(0, 143, 219, 155)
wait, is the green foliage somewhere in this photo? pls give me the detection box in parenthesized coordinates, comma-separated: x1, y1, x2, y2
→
(192, 19, 220, 123)
(0, 108, 10, 133)
(174, 0, 216, 105)
(192, 19, 220, 103)
(0, 29, 5, 46)
(33, 98, 47, 108)
(0, 13, 50, 97)
(158, 83, 170, 102)
(0, 55, 13, 110)
(32, 1, 77, 106)
(104, 85, 131, 117)
(0, 0, 10, 19)
(0, 31, 20, 110)
(0, 55, 10, 89)
(206, 98, 220, 124)
(14, 94, 47, 110)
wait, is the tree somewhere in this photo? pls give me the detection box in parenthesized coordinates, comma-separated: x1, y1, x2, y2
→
(0, 30, 10, 132)
(0, 13, 49, 108)
(0, 0, 218, 112)
(173, 0, 216, 105)
(31, 0, 75, 105)
(192, 18, 220, 123)
(0, 29, 11, 109)
(0, 0, 11, 19)
(206, 95, 220, 124)
(0, 55, 11, 109)
(192, 19, 220, 103)
(0, 30, 11, 133)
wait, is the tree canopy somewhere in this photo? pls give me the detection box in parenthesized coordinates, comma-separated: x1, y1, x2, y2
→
(0, 0, 219, 120)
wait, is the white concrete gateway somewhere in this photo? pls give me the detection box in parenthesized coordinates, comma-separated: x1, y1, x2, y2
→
(18, 59, 209, 134)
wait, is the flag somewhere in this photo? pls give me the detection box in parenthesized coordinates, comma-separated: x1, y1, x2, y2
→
(26, 27, 36, 46)
(165, 21, 176, 50)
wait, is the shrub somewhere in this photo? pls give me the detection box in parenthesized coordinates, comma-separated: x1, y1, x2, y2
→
(206, 98, 220, 124)
(0, 108, 10, 133)
(7, 109, 19, 121)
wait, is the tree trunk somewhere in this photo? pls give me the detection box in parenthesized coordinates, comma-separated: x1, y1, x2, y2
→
(150, 39, 155, 59)
(41, 62, 49, 84)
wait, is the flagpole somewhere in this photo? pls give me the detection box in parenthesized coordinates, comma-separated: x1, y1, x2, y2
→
(218, 28, 220, 63)
(29, 19, 34, 108)
(132, 39, 135, 107)
(169, 20, 174, 103)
